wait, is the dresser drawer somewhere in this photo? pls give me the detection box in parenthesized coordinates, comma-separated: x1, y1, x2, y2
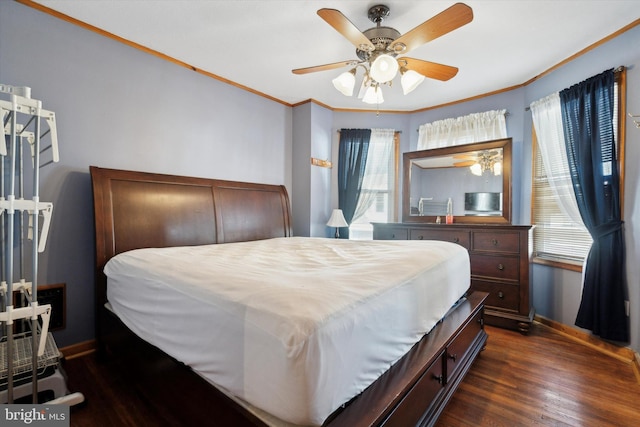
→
(410, 228, 470, 248)
(374, 226, 408, 240)
(471, 231, 520, 254)
(471, 279, 520, 312)
(383, 352, 444, 426)
(470, 254, 519, 281)
(446, 309, 483, 381)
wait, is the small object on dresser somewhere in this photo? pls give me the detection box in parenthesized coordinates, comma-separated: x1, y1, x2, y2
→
(446, 198, 453, 224)
(436, 216, 441, 224)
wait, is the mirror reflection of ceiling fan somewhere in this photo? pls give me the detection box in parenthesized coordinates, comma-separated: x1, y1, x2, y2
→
(292, 3, 473, 104)
(454, 150, 503, 176)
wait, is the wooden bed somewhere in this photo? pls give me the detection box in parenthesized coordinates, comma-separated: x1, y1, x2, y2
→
(90, 166, 488, 427)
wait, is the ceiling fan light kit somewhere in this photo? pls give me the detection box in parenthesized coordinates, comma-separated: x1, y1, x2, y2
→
(469, 152, 503, 176)
(332, 69, 356, 96)
(362, 85, 384, 104)
(292, 3, 473, 106)
(369, 54, 399, 83)
(470, 163, 483, 176)
(493, 161, 502, 176)
(401, 69, 426, 95)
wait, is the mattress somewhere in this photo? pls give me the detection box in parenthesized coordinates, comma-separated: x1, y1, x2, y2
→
(104, 236, 470, 426)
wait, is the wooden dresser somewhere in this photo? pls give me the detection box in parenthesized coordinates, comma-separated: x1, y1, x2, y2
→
(373, 223, 534, 333)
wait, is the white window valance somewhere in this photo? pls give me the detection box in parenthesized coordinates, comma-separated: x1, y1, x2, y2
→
(417, 109, 508, 150)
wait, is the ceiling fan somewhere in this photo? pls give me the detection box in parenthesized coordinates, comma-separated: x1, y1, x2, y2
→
(292, 3, 473, 103)
(453, 150, 503, 176)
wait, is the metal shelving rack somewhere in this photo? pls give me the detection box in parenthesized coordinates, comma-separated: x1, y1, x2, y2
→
(0, 84, 82, 405)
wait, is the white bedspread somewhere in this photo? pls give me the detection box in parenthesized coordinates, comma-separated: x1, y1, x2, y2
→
(104, 237, 470, 426)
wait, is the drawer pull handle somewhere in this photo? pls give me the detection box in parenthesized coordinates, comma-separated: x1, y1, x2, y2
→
(448, 353, 457, 362)
(492, 238, 498, 246)
(432, 374, 443, 384)
(452, 237, 459, 243)
(497, 263, 505, 271)
(498, 291, 504, 299)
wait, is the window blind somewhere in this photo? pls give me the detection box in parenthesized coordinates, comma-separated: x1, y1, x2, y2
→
(532, 142, 592, 264)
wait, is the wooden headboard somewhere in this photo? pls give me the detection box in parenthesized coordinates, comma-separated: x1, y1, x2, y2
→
(90, 166, 292, 310)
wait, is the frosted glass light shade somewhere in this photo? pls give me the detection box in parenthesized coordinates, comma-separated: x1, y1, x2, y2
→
(401, 69, 425, 94)
(369, 54, 399, 83)
(470, 163, 483, 176)
(362, 86, 384, 104)
(332, 71, 356, 96)
(493, 161, 502, 176)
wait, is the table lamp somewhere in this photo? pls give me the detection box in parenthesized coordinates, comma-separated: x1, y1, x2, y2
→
(327, 209, 348, 238)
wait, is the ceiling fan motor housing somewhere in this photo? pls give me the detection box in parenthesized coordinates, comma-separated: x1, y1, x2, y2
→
(357, 26, 401, 61)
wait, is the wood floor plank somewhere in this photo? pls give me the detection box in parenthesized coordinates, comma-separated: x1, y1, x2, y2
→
(63, 323, 640, 426)
(436, 324, 640, 427)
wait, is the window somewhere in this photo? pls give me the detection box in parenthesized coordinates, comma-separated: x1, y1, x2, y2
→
(532, 131, 593, 267)
(349, 132, 399, 240)
(531, 69, 625, 270)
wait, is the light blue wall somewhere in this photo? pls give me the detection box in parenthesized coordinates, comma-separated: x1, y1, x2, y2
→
(309, 103, 333, 237)
(3, 1, 639, 353)
(291, 102, 333, 237)
(292, 103, 312, 236)
(1, 2, 291, 347)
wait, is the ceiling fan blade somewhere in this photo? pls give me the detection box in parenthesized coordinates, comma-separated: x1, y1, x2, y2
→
(453, 160, 476, 167)
(292, 60, 355, 75)
(317, 9, 375, 52)
(390, 3, 473, 54)
(401, 58, 459, 81)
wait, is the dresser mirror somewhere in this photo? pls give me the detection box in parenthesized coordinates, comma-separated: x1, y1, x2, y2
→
(403, 137, 512, 224)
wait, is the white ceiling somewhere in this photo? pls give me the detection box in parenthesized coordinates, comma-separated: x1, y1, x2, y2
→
(32, 0, 639, 112)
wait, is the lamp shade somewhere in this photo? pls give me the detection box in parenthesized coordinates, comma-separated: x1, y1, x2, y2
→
(332, 70, 356, 96)
(369, 54, 399, 83)
(401, 69, 425, 95)
(327, 209, 348, 227)
(362, 85, 384, 104)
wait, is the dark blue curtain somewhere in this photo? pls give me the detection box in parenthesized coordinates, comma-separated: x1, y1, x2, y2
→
(559, 69, 628, 342)
(337, 129, 371, 239)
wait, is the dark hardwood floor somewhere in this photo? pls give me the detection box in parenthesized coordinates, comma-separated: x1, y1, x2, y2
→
(435, 324, 640, 427)
(63, 323, 640, 427)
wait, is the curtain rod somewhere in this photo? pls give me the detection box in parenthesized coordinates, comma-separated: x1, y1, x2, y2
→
(525, 66, 626, 112)
(336, 129, 401, 133)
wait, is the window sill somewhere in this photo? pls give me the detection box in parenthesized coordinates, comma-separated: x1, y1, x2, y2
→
(533, 257, 583, 272)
